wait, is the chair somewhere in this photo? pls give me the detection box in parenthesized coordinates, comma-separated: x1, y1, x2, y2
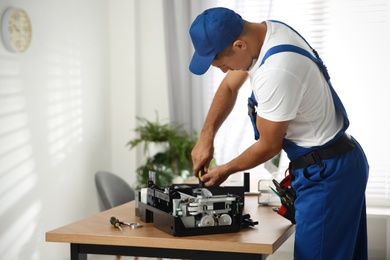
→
(95, 170, 136, 211)
(95, 171, 137, 260)
(95, 171, 165, 260)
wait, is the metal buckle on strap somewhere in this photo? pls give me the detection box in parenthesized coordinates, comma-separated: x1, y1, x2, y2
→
(310, 151, 324, 168)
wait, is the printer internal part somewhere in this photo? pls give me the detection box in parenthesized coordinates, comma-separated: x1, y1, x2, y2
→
(135, 180, 257, 236)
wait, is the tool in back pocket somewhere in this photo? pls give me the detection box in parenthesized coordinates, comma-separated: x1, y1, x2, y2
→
(270, 170, 296, 224)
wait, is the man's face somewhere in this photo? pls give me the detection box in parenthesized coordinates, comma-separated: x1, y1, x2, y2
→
(211, 43, 253, 73)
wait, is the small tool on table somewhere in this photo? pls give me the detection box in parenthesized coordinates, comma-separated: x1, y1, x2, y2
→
(110, 216, 143, 231)
(110, 216, 124, 231)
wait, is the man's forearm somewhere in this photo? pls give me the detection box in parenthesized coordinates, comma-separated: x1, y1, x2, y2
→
(200, 85, 238, 141)
(192, 71, 248, 173)
(200, 71, 248, 141)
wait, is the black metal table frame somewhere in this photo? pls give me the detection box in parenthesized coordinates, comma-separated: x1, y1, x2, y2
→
(71, 243, 268, 260)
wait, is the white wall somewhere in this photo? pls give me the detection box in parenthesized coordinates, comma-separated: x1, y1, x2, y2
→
(109, 0, 138, 188)
(0, 0, 111, 258)
(109, 0, 170, 188)
(0, 0, 170, 259)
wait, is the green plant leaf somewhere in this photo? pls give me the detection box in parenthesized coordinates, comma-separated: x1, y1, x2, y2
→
(128, 113, 200, 188)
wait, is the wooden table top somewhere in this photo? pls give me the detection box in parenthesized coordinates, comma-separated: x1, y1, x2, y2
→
(46, 195, 295, 255)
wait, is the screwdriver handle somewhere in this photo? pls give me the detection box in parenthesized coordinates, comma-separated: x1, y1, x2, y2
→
(110, 216, 123, 230)
(198, 168, 205, 188)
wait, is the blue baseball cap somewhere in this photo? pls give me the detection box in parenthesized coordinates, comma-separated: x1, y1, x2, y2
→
(189, 7, 244, 75)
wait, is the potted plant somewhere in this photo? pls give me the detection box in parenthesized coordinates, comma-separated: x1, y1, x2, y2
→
(127, 114, 198, 188)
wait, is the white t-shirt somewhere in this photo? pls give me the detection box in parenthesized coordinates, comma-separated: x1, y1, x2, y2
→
(248, 21, 344, 148)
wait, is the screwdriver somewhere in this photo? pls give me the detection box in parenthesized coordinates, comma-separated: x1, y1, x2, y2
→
(110, 216, 123, 231)
(198, 167, 205, 188)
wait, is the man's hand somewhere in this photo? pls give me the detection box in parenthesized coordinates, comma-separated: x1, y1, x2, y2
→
(196, 117, 289, 187)
(191, 137, 214, 175)
(199, 164, 230, 187)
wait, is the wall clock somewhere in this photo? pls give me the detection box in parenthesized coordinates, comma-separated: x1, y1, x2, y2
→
(1, 7, 32, 53)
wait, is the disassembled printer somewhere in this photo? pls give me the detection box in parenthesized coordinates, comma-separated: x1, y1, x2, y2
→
(135, 177, 258, 236)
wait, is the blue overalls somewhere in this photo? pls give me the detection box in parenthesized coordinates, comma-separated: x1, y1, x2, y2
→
(248, 21, 369, 260)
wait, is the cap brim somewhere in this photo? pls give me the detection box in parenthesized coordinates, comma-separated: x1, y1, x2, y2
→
(189, 51, 215, 75)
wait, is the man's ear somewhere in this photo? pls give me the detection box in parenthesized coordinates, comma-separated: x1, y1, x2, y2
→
(232, 39, 247, 50)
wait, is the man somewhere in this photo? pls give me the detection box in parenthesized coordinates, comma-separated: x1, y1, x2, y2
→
(189, 7, 369, 260)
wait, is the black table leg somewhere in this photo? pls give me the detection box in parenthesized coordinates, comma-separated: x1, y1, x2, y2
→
(71, 244, 87, 260)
